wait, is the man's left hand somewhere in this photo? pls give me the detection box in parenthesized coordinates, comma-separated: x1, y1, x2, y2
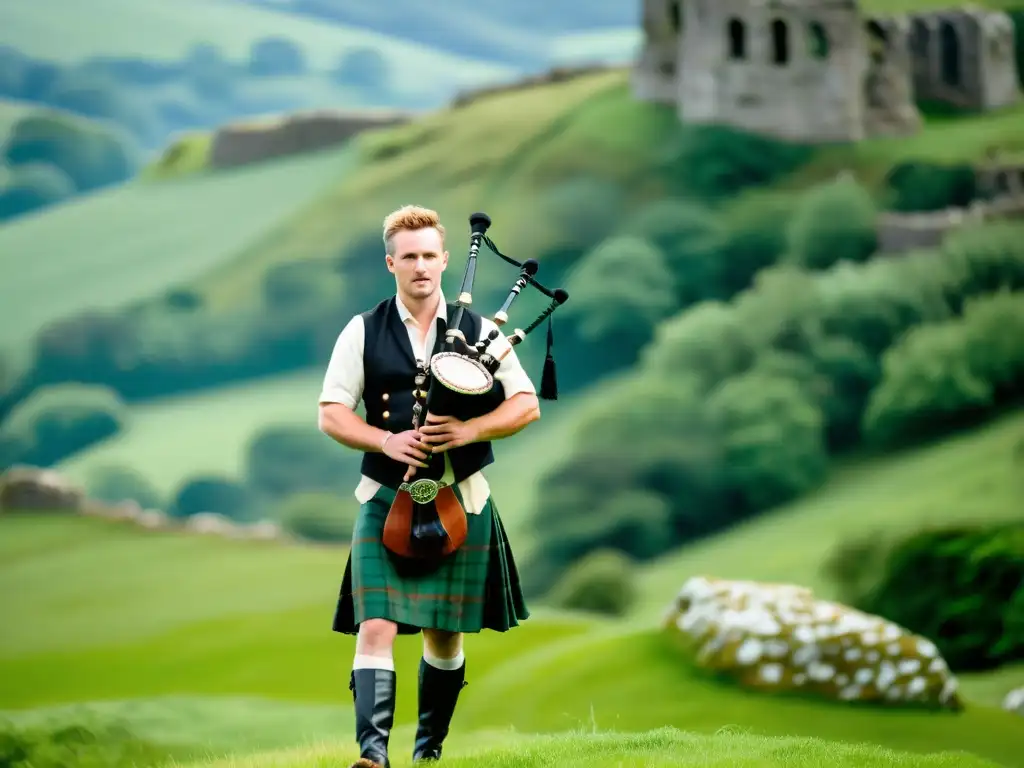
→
(420, 413, 479, 453)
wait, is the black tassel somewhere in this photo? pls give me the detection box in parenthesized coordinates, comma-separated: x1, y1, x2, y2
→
(539, 314, 557, 400)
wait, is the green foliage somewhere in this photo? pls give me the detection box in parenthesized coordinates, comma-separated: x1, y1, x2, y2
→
(244, 425, 354, 499)
(170, 475, 257, 521)
(884, 161, 979, 212)
(787, 176, 878, 270)
(0, 383, 126, 467)
(0, 718, 168, 768)
(277, 491, 356, 543)
(663, 125, 814, 201)
(2, 113, 139, 193)
(562, 236, 678, 366)
(616, 197, 720, 306)
(863, 290, 1024, 447)
(529, 220, 1024, 584)
(0, 161, 76, 222)
(832, 521, 1024, 672)
(546, 548, 637, 617)
(83, 465, 164, 510)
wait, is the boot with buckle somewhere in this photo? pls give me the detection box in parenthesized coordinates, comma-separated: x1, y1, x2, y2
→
(349, 668, 396, 767)
(412, 658, 467, 763)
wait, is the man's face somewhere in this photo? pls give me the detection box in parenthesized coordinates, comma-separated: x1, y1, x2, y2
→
(387, 227, 448, 301)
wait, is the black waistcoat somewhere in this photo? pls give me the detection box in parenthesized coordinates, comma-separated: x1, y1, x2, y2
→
(359, 296, 504, 489)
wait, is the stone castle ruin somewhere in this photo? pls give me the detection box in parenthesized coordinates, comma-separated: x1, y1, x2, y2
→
(632, 0, 1020, 142)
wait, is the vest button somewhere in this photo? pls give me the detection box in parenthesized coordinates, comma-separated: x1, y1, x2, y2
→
(382, 393, 389, 401)
(383, 410, 390, 419)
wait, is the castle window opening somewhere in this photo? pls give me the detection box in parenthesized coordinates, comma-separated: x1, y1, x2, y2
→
(995, 171, 1010, 194)
(866, 21, 887, 63)
(771, 19, 789, 64)
(910, 18, 929, 58)
(727, 18, 746, 59)
(940, 20, 961, 85)
(669, 0, 681, 32)
(808, 21, 829, 58)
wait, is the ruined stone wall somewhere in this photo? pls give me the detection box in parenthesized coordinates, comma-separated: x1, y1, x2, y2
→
(632, 0, 682, 103)
(862, 16, 923, 137)
(876, 196, 1024, 253)
(978, 159, 1024, 198)
(907, 8, 1019, 111)
(450, 63, 616, 109)
(675, 0, 872, 142)
(208, 109, 411, 170)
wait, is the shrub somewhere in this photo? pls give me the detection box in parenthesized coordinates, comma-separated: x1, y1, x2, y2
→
(787, 175, 878, 270)
(0, 718, 169, 768)
(0, 383, 126, 466)
(863, 290, 1024, 447)
(84, 465, 163, 509)
(277, 491, 356, 542)
(170, 475, 258, 521)
(561, 235, 679, 365)
(244, 425, 359, 498)
(546, 549, 638, 617)
(840, 521, 1024, 672)
(884, 161, 978, 211)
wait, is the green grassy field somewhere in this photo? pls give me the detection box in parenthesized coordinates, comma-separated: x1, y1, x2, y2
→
(55, 365, 604, 545)
(0, 144, 355, 351)
(181, 728, 1009, 768)
(5, 409, 1024, 768)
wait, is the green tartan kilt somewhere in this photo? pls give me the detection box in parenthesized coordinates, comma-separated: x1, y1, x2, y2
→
(332, 483, 530, 635)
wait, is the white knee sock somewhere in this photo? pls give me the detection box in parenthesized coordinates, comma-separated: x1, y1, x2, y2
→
(353, 653, 395, 671)
(423, 649, 465, 671)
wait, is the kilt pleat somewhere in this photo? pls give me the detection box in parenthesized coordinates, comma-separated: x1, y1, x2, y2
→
(332, 483, 529, 636)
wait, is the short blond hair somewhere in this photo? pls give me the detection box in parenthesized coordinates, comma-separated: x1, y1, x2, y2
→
(382, 205, 446, 254)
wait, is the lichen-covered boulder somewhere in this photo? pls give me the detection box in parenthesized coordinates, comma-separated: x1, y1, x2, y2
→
(1003, 687, 1024, 716)
(662, 576, 962, 710)
(0, 465, 84, 512)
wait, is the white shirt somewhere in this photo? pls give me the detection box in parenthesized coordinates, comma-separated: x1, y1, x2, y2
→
(318, 290, 536, 515)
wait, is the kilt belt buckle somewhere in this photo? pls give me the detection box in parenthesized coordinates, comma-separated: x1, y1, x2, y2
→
(399, 478, 449, 504)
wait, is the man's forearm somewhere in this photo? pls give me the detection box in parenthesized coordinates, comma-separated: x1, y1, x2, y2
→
(469, 392, 540, 443)
(319, 403, 389, 452)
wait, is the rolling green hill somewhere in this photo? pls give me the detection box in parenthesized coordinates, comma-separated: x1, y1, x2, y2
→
(0, 0, 515, 85)
(3, 432, 1024, 767)
(0, 144, 355, 350)
(178, 68, 1024, 311)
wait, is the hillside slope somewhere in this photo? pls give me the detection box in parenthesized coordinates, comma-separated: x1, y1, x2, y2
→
(186, 68, 1024, 310)
(0, 144, 355, 350)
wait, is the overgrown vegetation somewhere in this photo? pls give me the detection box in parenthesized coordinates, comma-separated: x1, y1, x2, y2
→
(823, 519, 1024, 673)
(0, 717, 178, 768)
(522, 221, 1024, 595)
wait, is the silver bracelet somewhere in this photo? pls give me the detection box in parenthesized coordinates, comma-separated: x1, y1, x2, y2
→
(380, 431, 394, 452)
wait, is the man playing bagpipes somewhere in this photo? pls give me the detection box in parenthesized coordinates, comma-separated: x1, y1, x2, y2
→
(317, 205, 567, 767)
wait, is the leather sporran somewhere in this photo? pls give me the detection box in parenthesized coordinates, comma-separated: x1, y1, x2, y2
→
(382, 478, 468, 560)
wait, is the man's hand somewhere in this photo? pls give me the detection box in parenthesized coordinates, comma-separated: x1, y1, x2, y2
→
(383, 429, 431, 469)
(419, 413, 480, 454)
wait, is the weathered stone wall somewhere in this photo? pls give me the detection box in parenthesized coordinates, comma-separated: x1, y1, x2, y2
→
(677, 0, 876, 142)
(907, 8, 1019, 112)
(630, 0, 1019, 143)
(862, 16, 923, 137)
(208, 109, 411, 170)
(876, 196, 1024, 253)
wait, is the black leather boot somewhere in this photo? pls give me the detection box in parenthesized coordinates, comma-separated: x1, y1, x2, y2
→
(412, 659, 467, 763)
(350, 668, 396, 767)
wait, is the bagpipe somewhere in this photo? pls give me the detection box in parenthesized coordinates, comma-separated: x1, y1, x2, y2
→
(381, 211, 570, 562)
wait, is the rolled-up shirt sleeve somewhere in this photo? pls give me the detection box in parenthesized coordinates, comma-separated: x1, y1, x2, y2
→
(479, 317, 536, 399)
(319, 315, 364, 409)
